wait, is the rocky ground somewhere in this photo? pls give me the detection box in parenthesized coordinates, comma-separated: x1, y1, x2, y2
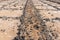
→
(0, 0, 60, 40)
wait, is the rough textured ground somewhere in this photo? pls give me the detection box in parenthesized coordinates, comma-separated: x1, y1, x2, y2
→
(0, 0, 60, 40)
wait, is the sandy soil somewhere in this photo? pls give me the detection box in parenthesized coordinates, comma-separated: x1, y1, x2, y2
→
(0, 0, 60, 40)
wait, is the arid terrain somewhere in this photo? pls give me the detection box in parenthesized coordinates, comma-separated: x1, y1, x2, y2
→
(0, 0, 60, 40)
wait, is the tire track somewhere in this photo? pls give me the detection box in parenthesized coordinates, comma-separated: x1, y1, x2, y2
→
(39, 0, 60, 10)
(46, 0, 60, 4)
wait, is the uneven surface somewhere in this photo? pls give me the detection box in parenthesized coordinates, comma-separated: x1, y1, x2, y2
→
(0, 0, 60, 40)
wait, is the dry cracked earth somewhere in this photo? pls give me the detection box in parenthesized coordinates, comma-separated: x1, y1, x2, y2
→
(0, 0, 60, 40)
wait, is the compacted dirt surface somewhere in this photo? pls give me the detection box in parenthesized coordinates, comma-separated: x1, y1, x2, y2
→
(0, 0, 60, 40)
